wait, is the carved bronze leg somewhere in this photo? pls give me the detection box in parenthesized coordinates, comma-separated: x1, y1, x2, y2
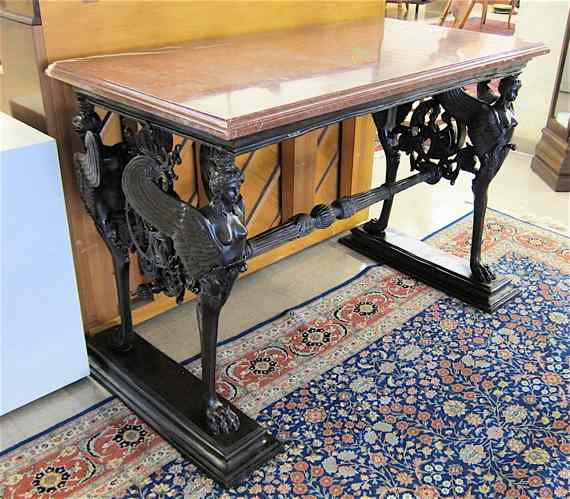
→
(437, 76, 521, 282)
(121, 143, 247, 434)
(469, 77, 510, 280)
(339, 78, 522, 311)
(365, 109, 401, 235)
(73, 95, 282, 486)
(470, 160, 496, 282)
(197, 268, 240, 434)
(365, 104, 412, 235)
(84, 126, 280, 486)
(109, 250, 134, 350)
(195, 145, 246, 434)
(73, 98, 134, 350)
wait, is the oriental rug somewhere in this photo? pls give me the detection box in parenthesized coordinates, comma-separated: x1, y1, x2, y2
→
(1, 211, 568, 499)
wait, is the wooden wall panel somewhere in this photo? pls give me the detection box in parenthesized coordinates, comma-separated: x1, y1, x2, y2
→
(0, 0, 37, 19)
(282, 131, 318, 219)
(39, 1, 385, 62)
(340, 116, 376, 197)
(0, 19, 46, 131)
(174, 139, 198, 206)
(239, 145, 282, 237)
(314, 124, 341, 205)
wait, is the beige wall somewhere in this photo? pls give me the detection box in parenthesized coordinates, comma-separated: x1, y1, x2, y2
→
(515, 0, 570, 153)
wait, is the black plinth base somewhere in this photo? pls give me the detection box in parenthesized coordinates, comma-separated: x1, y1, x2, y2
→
(88, 329, 282, 488)
(339, 227, 520, 312)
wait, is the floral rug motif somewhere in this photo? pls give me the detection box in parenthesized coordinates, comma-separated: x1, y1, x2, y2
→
(1, 211, 568, 498)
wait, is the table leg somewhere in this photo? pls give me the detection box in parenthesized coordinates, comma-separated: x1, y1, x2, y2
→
(457, 0, 476, 28)
(481, 0, 489, 26)
(73, 98, 134, 351)
(439, 0, 453, 25)
(197, 268, 240, 434)
(439, 76, 521, 282)
(365, 104, 412, 235)
(508, 0, 515, 28)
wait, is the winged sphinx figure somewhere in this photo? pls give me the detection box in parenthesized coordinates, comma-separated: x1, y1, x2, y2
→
(74, 129, 134, 350)
(122, 147, 247, 435)
(74, 130, 129, 250)
(437, 76, 521, 282)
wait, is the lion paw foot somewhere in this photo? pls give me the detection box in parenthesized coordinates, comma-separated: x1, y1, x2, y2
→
(471, 262, 496, 283)
(207, 402, 240, 435)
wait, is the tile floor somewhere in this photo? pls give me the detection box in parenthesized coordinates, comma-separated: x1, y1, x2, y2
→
(1, 150, 568, 454)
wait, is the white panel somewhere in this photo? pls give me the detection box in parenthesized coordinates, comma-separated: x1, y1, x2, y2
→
(0, 113, 89, 415)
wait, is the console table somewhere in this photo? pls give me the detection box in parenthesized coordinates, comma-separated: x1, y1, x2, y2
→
(47, 18, 547, 487)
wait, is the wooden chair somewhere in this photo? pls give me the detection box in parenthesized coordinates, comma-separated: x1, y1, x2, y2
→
(387, 0, 432, 20)
(439, 0, 515, 29)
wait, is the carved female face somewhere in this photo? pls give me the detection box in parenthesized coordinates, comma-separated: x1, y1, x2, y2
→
(221, 180, 241, 206)
(500, 78, 522, 102)
(210, 172, 243, 209)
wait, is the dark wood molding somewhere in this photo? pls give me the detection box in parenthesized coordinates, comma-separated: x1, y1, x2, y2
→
(547, 12, 570, 120)
(532, 126, 570, 191)
(89, 329, 282, 488)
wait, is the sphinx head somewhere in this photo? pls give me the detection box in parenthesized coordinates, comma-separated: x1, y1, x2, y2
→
(499, 77, 522, 103)
(201, 148, 244, 211)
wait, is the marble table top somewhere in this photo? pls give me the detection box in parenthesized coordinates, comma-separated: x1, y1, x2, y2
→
(47, 18, 547, 141)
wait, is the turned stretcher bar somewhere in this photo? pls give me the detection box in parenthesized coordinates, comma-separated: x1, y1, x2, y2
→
(247, 169, 435, 259)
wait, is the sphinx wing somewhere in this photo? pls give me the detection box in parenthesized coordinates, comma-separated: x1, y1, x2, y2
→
(122, 155, 221, 281)
(73, 131, 102, 218)
(436, 87, 490, 124)
(173, 207, 223, 281)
